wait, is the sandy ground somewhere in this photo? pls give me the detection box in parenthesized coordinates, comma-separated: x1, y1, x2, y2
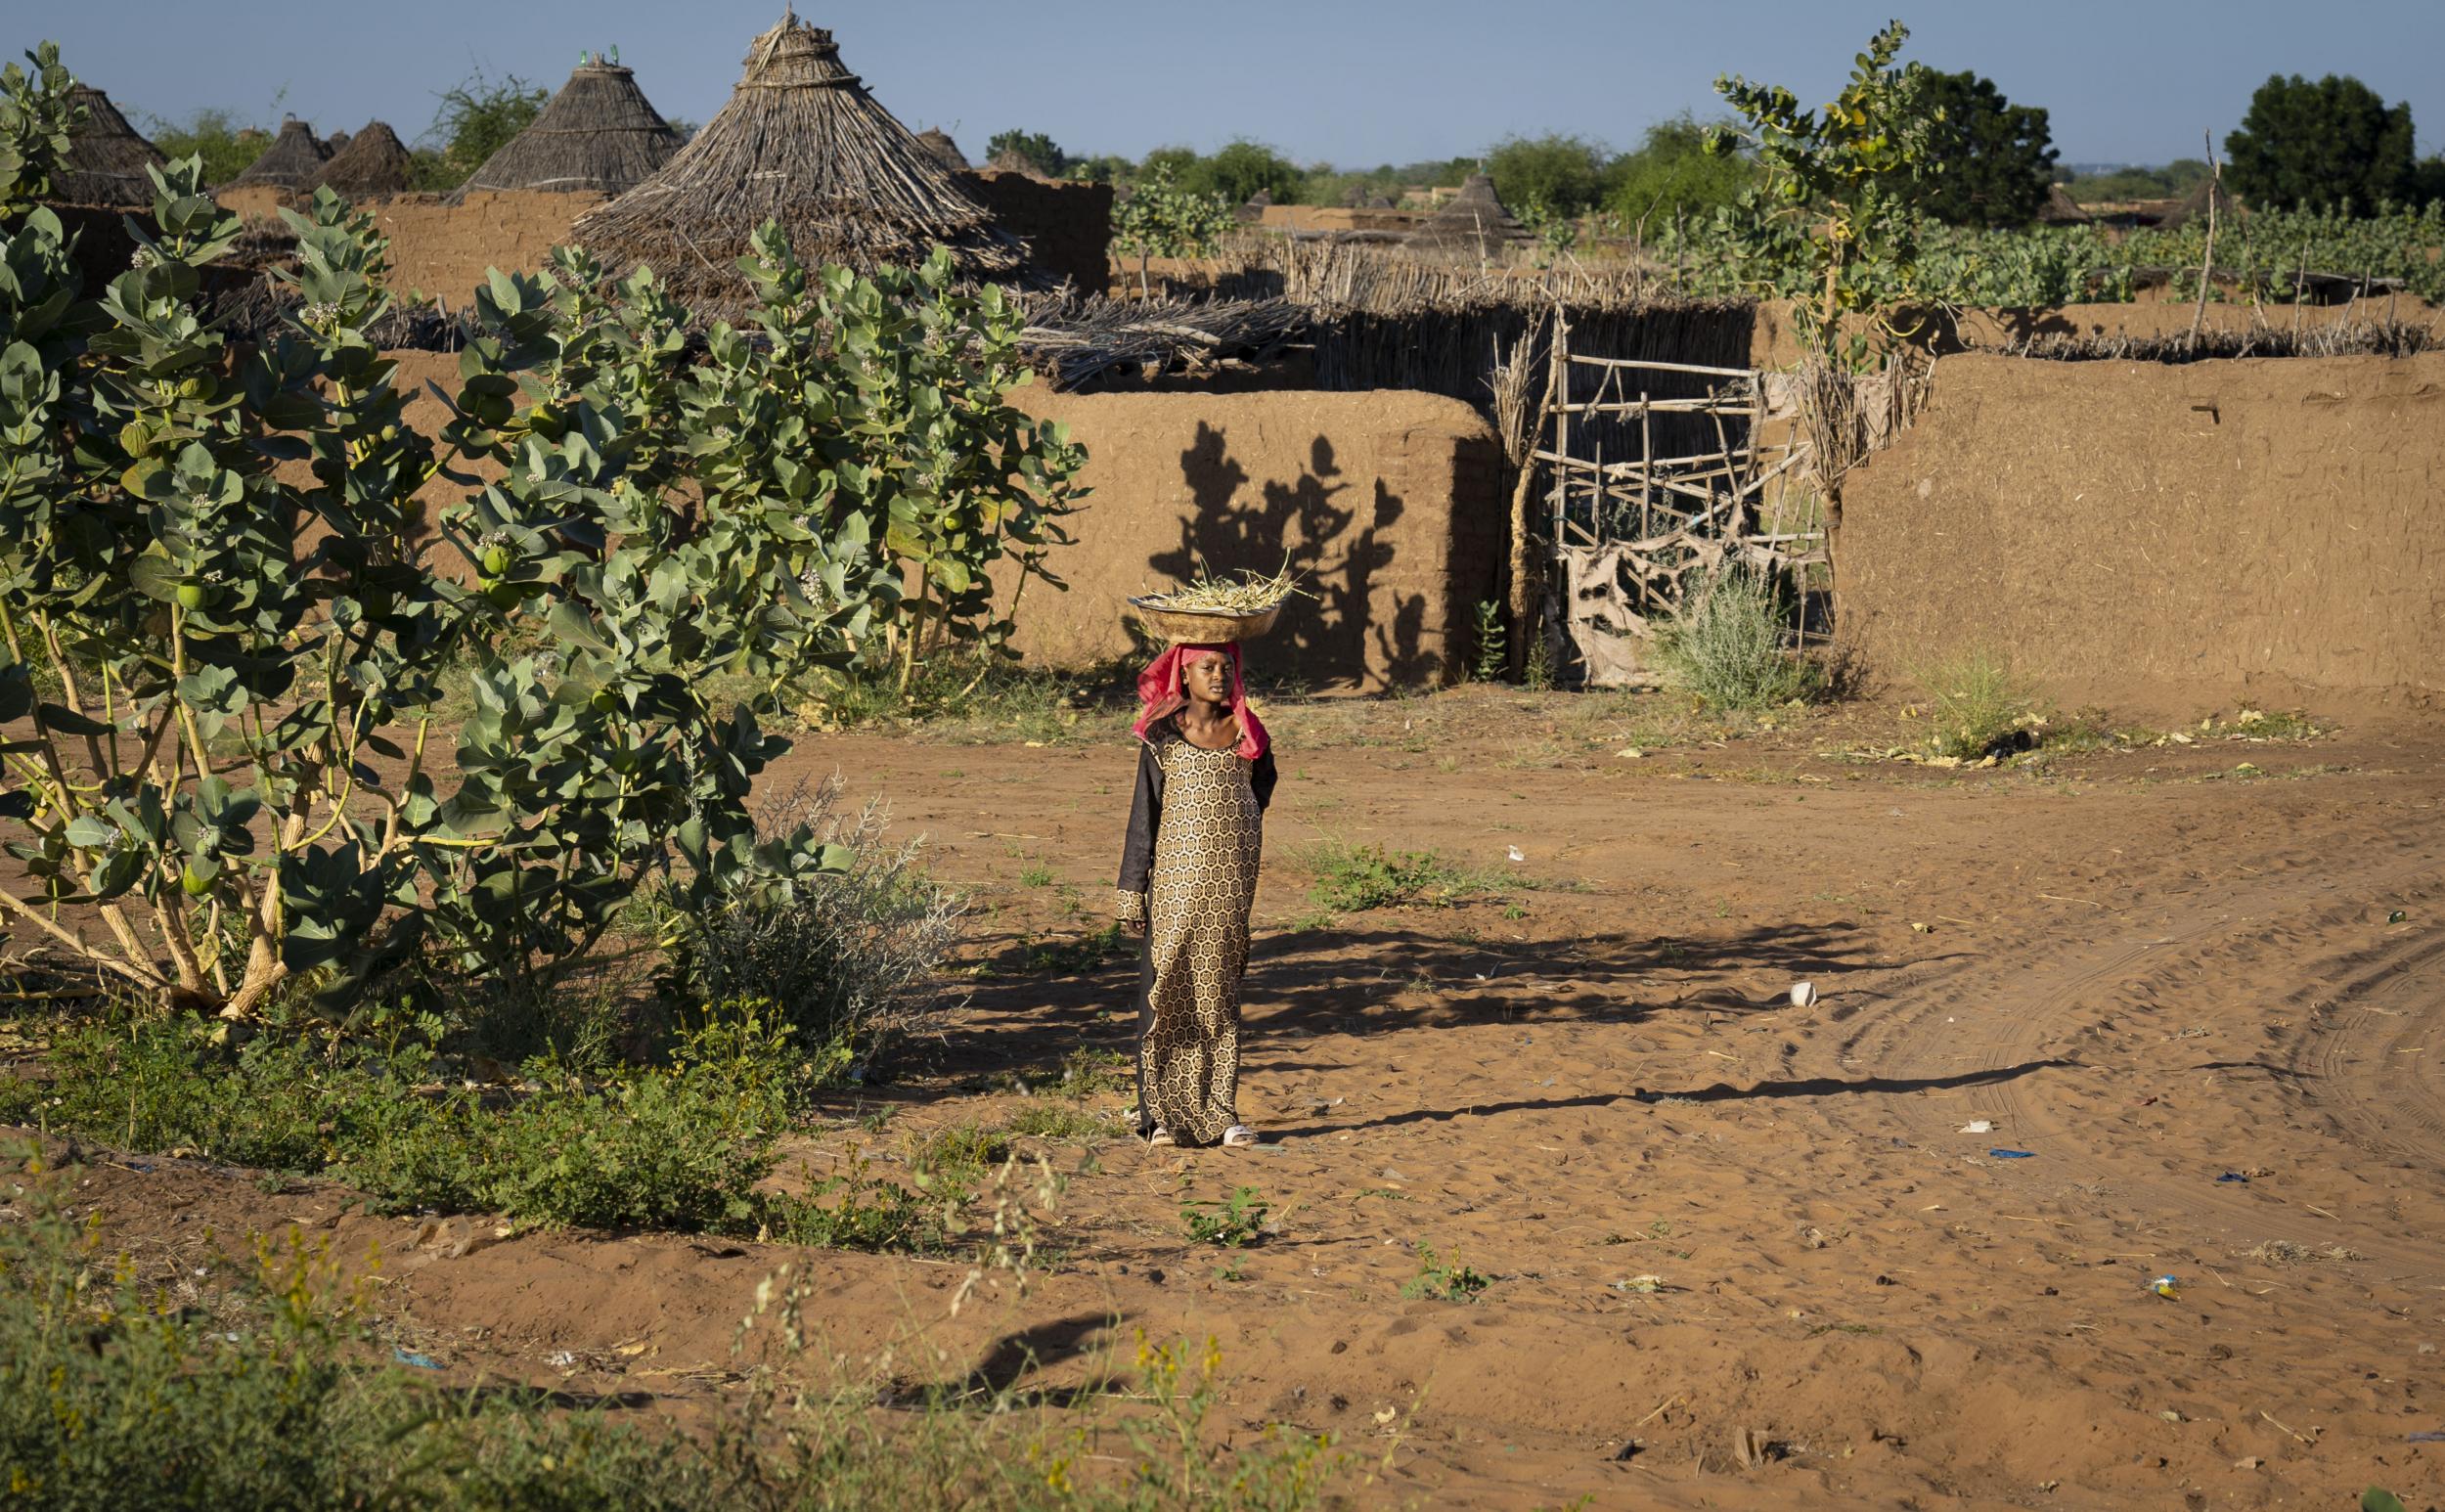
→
(12, 688, 2445, 1508)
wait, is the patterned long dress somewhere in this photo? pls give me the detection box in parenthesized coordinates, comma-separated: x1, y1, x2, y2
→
(1115, 727, 1278, 1145)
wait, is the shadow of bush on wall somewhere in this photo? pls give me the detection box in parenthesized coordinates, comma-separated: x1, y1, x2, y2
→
(1157, 422, 1436, 689)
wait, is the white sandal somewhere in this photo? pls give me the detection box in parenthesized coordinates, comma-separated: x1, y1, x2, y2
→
(1146, 1126, 1177, 1147)
(1222, 1125, 1259, 1147)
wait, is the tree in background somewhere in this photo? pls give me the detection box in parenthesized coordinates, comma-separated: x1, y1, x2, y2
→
(1487, 133, 1608, 217)
(1604, 113, 1756, 231)
(1113, 162, 1235, 261)
(1064, 152, 1132, 185)
(2225, 73, 2415, 211)
(2057, 157, 2209, 204)
(418, 67, 547, 190)
(1912, 69, 2055, 227)
(1706, 19, 1937, 365)
(1179, 139, 1301, 205)
(141, 107, 270, 185)
(986, 128, 1066, 177)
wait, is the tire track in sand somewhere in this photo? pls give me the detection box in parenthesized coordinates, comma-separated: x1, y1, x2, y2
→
(1819, 832, 2445, 1269)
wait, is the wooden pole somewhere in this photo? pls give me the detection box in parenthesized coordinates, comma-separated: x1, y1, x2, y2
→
(2188, 131, 2219, 350)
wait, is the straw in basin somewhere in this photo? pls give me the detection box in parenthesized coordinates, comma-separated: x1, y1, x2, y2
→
(1129, 561, 1302, 644)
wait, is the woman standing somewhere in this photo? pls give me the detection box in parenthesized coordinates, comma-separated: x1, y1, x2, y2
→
(1116, 641, 1276, 1148)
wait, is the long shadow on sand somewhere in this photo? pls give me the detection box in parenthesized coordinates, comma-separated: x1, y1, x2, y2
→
(1267, 1057, 2081, 1139)
(895, 919, 1977, 1105)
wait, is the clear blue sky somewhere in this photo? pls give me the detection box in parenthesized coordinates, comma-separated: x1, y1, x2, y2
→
(15, 0, 2443, 167)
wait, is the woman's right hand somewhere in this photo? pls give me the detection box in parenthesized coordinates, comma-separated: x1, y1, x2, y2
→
(1124, 917, 1146, 936)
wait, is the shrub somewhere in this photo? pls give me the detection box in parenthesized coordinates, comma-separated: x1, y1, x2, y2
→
(1652, 568, 1822, 709)
(658, 777, 963, 1078)
(0, 48, 1081, 1024)
(1916, 648, 2039, 760)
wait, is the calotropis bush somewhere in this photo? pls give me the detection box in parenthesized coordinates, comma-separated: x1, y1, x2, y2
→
(0, 47, 1083, 1020)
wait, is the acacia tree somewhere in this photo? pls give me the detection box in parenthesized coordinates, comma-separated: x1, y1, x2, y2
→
(1705, 19, 1938, 366)
(0, 46, 1082, 1018)
(2225, 73, 2417, 212)
(1913, 69, 2055, 227)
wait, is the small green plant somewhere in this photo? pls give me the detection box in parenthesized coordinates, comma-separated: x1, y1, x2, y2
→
(1916, 649, 2039, 760)
(1181, 1186, 1270, 1248)
(760, 1151, 948, 1252)
(1468, 600, 1507, 683)
(1400, 1242, 1491, 1303)
(1303, 841, 1499, 912)
(1018, 862, 1055, 888)
(1524, 629, 1555, 691)
(1654, 569, 1822, 709)
(908, 1123, 1014, 1195)
(1057, 1045, 1132, 1095)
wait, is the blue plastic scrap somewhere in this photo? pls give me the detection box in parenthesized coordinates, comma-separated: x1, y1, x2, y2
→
(2216, 1172, 2249, 1184)
(393, 1349, 443, 1370)
(1988, 1148, 2035, 1159)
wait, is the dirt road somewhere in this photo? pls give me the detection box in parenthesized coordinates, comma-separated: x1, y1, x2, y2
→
(25, 690, 2445, 1506)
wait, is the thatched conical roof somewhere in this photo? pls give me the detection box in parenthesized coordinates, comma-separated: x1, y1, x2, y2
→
(2158, 174, 2240, 231)
(986, 147, 1051, 180)
(54, 84, 164, 207)
(325, 130, 352, 154)
(1407, 172, 1532, 255)
(447, 61, 680, 203)
(915, 127, 968, 172)
(227, 118, 330, 190)
(570, 17, 1029, 306)
(2036, 182, 2091, 226)
(307, 120, 415, 198)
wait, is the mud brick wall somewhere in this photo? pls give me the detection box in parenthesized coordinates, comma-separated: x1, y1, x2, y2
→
(1836, 351, 2445, 705)
(1004, 388, 1506, 690)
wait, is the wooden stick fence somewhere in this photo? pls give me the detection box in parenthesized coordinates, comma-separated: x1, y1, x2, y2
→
(1539, 321, 1824, 687)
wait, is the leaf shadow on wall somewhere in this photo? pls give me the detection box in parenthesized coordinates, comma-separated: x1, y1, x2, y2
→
(1156, 422, 1434, 690)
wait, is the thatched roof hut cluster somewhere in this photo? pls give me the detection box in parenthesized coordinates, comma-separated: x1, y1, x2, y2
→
(569, 14, 1031, 310)
(448, 60, 682, 202)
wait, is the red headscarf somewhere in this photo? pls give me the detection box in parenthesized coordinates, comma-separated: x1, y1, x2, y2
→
(1133, 642, 1268, 760)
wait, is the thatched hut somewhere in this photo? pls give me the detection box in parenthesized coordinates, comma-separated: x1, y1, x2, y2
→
(2035, 183, 2091, 226)
(570, 16, 1030, 307)
(1406, 172, 1532, 257)
(55, 85, 164, 207)
(447, 60, 680, 202)
(226, 118, 330, 190)
(307, 121, 415, 199)
(986, 147, 1052, 181)
(2157, 175, 2240, 231)
(915, 127, 968, 172)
